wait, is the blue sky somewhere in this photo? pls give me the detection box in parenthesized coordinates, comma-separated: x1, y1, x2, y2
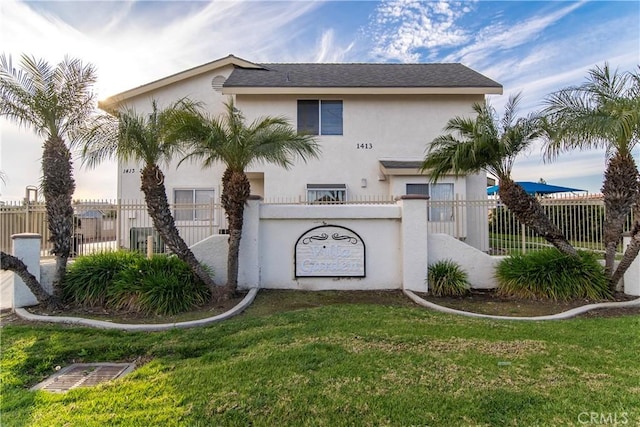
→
(1, 0, 638, 200)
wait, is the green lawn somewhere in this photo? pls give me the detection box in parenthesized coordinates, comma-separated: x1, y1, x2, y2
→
(2, 290, 639, 426)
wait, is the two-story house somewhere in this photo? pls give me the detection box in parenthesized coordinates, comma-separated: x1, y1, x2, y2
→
(99, 55, 502, 251)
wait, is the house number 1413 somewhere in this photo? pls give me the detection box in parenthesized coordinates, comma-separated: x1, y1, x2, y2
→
(356, 143, 373, 149)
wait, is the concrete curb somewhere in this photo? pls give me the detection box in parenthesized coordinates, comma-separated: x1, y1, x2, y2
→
(14, 288, 259, 331)
(404, 290, 640, 321)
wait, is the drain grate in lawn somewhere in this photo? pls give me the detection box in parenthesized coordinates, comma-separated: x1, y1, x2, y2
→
(31, 363, 136, 392)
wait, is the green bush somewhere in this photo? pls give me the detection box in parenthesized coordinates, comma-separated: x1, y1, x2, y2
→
(62, 250, 144, 307)
(428, 260, 470, 297)
(109, 255, 211, 315)
(496, 249, 611, 301)
(63, 251, 212, 315)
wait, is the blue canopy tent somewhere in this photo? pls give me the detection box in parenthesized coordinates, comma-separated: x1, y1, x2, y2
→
(487, 181, 585, 196)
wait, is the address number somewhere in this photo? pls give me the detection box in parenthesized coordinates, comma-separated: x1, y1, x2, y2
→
(356, 143, 373, 149)
(122, 168, 137, 174)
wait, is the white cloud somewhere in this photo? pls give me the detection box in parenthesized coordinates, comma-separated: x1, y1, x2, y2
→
(314, 29, 355, 63)
(0, 0, 326, 200)
(369, 0, 475, 62)
(442, 1, 585, 67)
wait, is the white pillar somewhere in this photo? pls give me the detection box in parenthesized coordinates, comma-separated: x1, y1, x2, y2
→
(11, 233, 42, 308)
(622, 235, 640, 296)
(237, 195, 261, 290)
(397, 195, 429, 292)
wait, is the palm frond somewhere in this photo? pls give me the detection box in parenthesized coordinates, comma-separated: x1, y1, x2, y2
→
(542, 62, 640, 159)
(78, 113, 121, 169)
(78, 99, 192, 170)
(173, 98, 320, 174)
(0, 54, 97, 141)
(422, 96, 537, 183)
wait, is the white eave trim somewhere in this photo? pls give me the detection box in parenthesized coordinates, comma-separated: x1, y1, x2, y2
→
(98, 55, 262, 111)
(222, 86, 503, 96)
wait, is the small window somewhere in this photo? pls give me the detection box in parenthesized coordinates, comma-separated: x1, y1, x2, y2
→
(307, 184, 346, 204)
(406, 184, 429, 197)
(297, 100, 343, 135)
(174, 189, 215, 221)
(406, 183, 454, 221)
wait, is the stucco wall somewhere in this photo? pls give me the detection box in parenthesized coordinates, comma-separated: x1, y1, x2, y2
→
(257, 203, 405, 291)
(116, 88, 485, 203)
(190, 235, 230, 286)
(236, 93, 482, 201)
(116, 63, 238, 203)
(428, 233, 501, 289)
(11, 205, 640, 309)
(186, 201, 498, 292)
(111, 68, 491, 251)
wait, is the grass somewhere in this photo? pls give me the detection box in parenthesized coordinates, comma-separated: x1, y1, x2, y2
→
(2, 290, 639, 426)
(489, 232, 612, 255)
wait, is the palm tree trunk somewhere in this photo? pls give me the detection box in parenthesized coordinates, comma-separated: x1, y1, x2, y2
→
(41, 136, 75, 301)
(601, 153, 639, 279)
(498, 178, 578, 257)
(1, 251, 60, 309)
(221, 168, 251, 294)
(609, 204, 640, 289)
(140, 164, 223, 300)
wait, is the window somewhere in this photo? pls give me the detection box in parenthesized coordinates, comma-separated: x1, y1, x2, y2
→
(211, 75, 226, 92)
(307, 184, 346, 203)
(406, 184, 429, 197)
(174, 189, 215, 221)
(297, 100, 343, 135)
(406, 183, 454, 221)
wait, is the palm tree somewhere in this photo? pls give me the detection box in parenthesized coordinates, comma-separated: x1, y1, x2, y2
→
(543, 64, 640, 288)
(79, 100, 219, 296)
(171, 99, 321, 294)
(0, 54, 97, 304)
(421, 93, 578, 257)
(1, 251, 57, 307)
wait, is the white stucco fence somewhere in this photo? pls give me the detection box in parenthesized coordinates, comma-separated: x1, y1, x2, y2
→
(191, 196, 428, 292)
(6, 196, 640, 309)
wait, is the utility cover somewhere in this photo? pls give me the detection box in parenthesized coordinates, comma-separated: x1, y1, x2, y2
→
(31, 363, 136, 392)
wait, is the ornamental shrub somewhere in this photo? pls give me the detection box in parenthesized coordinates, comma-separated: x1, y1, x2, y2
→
(109, 255, 211, 315)
(62, 250, 144, 307)
(63, 250, 212, 315)
(496, 249, 611, 301)
(427, 260, 470, 297)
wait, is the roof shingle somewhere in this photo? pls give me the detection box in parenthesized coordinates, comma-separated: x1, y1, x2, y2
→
(224, 63, 501, 89)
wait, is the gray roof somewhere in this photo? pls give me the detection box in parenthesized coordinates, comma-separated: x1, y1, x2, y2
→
(379, 160, 423, 169)
(224, 63, 501, 89)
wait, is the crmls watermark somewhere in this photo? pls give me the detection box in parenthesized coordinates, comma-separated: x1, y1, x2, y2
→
(578, 412, 629, 425)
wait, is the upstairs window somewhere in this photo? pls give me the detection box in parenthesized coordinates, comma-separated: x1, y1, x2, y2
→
(174, 189, 215, 221)
(307, 184, 346, 203)
(297, 100, 343, 135)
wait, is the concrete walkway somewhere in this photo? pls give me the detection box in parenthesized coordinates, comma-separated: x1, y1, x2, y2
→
(404, 290, 640, 321)
(14, 288, 259, 331)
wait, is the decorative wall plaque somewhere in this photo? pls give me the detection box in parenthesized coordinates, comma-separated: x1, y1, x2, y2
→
(295, 225, 365, 278)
